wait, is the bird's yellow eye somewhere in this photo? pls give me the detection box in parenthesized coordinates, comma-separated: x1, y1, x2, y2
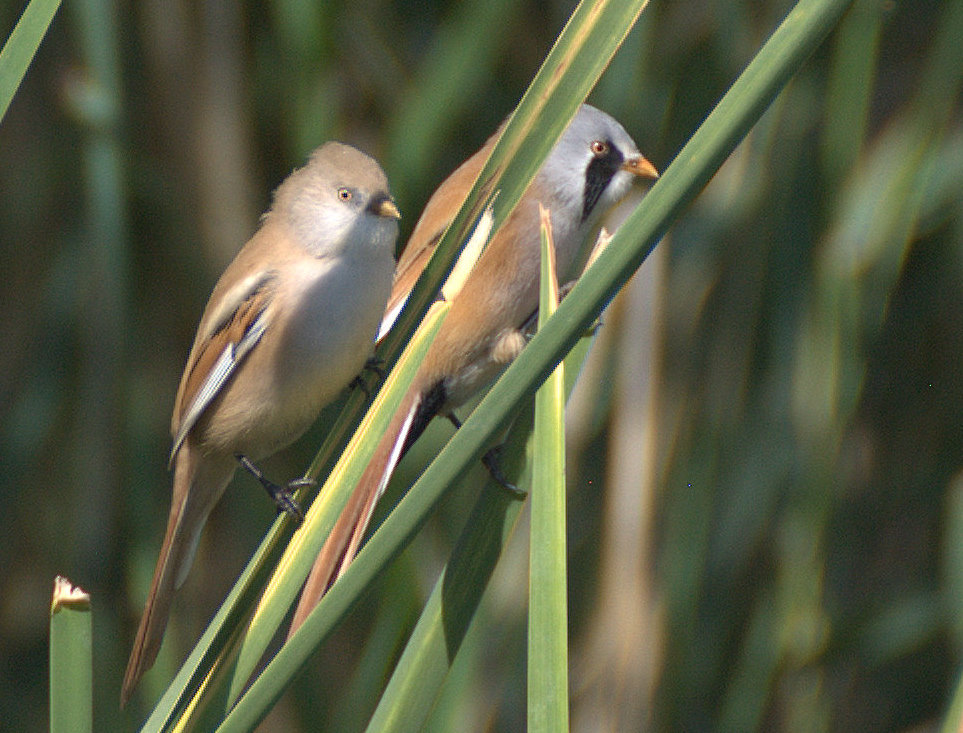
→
(591, 140, 610, 157)
(337, 188, 352, 201)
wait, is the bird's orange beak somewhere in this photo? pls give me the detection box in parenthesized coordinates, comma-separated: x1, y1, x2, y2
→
(622, 155, 659, 180)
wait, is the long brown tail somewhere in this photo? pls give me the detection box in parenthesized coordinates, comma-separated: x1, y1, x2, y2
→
(287, 388, 423, 638)
(120, 447, 229, 707)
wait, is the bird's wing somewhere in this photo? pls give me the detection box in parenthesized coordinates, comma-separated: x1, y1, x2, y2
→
(376, 143, 493, 342)
(376, 231, 440, 342)
(169, 271, 276, 462)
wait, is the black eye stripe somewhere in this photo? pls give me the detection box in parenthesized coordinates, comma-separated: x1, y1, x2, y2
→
(582, 139, 624, 222)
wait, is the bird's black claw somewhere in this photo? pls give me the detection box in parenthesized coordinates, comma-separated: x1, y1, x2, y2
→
(482, 446, 527, 500)
(271, 487, 305, 523)
(351, 358, 386, 399)
(235, 454, 310, 523)
(362, 357, 386, 378)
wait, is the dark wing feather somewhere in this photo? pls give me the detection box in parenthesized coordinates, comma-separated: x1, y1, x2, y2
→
(169, 276, 275, 462)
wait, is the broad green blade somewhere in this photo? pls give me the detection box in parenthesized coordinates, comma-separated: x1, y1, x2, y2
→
(362, 412, 535, 733)
(50, 577, 92, 733)
(0, 0, 61, 123)
(527, 208, 569, 732)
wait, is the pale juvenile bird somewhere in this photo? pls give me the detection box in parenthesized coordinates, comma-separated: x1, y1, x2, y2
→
(121, 142, 400, 706)
(289, 104, 658, 634)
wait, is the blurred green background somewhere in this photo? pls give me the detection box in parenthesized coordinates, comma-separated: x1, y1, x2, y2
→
(1, 0, 961, 730)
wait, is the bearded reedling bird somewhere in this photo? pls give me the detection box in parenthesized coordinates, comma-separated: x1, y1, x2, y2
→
(121, 142, 400, 707)
(288, 104, 658, 635)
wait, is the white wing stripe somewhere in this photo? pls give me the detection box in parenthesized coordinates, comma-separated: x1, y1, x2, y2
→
(169, 309, 270, 460)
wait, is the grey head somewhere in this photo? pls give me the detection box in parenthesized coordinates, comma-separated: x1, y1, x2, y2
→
(540, 104, 656, 226)
(273, 141, 401, 258)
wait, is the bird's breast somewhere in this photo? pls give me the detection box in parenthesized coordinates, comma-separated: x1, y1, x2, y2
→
(278, 254, 392, 392)
(203, 252, 392, 457)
